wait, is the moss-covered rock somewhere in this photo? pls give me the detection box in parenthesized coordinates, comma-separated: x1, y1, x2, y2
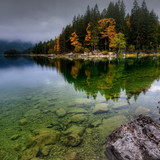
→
(68, 108, 88, 114)
(31, 129, 60, 146)
(21, 129, 60, 159)
(90, 120, 102, 127)
(69, 114, 88, 123)
(10, 134, 20, 140)
(62, 133, 82, 147)
(20, 147, 40, 160)
(19, 118, 29, 125)
(98, 115, 128, 141)
(64, 152, 78, 160)
(24, 109, 40, 117)
(14, 144, 21, 151)
(56, 108, 67, 117)
(41, 145, 52, 156)
(63, 125, 85, 136)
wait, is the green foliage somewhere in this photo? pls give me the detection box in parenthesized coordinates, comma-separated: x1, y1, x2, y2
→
(112, 33, 126, 52)
(128, 45, 135, 52)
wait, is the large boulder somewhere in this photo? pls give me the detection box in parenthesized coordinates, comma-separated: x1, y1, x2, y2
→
(105, 115, 160, 160)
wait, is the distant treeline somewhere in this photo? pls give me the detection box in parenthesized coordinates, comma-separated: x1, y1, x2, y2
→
(0, 40, 33, 54)
(32, 0, 160, 54)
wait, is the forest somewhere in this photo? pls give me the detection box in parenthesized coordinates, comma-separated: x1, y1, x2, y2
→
(32, 0, 160, 54)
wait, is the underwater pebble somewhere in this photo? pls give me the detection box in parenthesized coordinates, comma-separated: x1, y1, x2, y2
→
(64, 152, 78, 160)
(62, 133, 82, 147)
(19, 118, 29, 125)
(56, 108, 67, 117)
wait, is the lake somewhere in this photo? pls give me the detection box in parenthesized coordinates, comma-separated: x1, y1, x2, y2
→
(0, 56, 160, 160)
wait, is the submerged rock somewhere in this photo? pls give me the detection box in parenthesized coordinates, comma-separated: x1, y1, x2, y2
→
(68, 108, 88, 114)
(21, 129, 60, 159)
(62, 133, 82, 147)
(90, 119, 102, 127)
(64, 152, 79, 160)
(135, 106, 150, 116)
(92, 103, 109, 114)
(98, 115, 128, 141)
(69, 114, 88, 123)
(105, 115, 160, 160)
(31, 129, 60, 146)
(10, 134, 20, 140)
(24, 109, 40, 117)
(112, 102, 128, 110)
(19, 118, 29, 125)
(63, 125, 85, 136)
(56, 108, 67, 117)
(14, 144, 21, 151)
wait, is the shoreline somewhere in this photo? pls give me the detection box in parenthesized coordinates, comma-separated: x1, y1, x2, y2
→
(3, 52, 160, 59)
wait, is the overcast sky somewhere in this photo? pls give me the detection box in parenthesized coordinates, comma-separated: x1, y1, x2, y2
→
(0, 0, 160, 43)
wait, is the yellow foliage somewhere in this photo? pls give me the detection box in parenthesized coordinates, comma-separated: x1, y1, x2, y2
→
(98, 18, 117, 48)
(54, 36, 60, 53)
(48, 48, 54, 54)
(54, 60, 61, 73)
(74, 42, 83, 53)
(85, 23, 92, 45)
(70, 32, 79, 47)
(126, 17, 131, 28)
(71, 61, 82, 79)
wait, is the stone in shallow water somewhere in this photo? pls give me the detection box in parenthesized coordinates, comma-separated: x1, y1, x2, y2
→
(98, 115, 128, 140)
(56, 108, 67, 117)
(63, 125, 85, 136)
(68, 108, 88, 114)
(31, 129, 60, 146)
(10, 134, 20, 140)
(69, 114, 88, 123)
(19, 118, 29, 125)
(105, 115, 160, 160)
(24, 109, 40, 117)
(91, 120, 102, 127)
(21, 129, 60, 159)
(74, 98, 92, 105)
(20, 147, 40, 160)
(13, 144, 21, 151)
(41, 145, 52, 156)
(135, 106, 151, 116)
(63, 133, 82, 147)
(92, 103, 109, 114)
(112, 102, 128, 109)
(64, 152, 78, 160)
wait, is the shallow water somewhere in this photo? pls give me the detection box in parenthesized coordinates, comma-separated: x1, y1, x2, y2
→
(0, 56, 160, 160)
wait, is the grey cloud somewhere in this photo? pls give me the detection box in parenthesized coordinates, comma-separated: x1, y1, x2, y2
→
(0, 0, 159, 43)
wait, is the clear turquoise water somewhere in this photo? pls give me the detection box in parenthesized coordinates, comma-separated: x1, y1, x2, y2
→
(0, 56, 160, 160)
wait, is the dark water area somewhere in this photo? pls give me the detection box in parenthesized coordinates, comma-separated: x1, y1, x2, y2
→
(0, 56, 160, 160)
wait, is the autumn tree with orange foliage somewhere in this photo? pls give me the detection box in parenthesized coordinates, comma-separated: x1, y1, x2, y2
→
(98, 18, 117, 50)
(70, 32, 83, 52)
(54, 36, 60, 53)
(85, 23, 92, 46)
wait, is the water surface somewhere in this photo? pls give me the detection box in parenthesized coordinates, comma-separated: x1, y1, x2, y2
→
(0, 56, 160, 160)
